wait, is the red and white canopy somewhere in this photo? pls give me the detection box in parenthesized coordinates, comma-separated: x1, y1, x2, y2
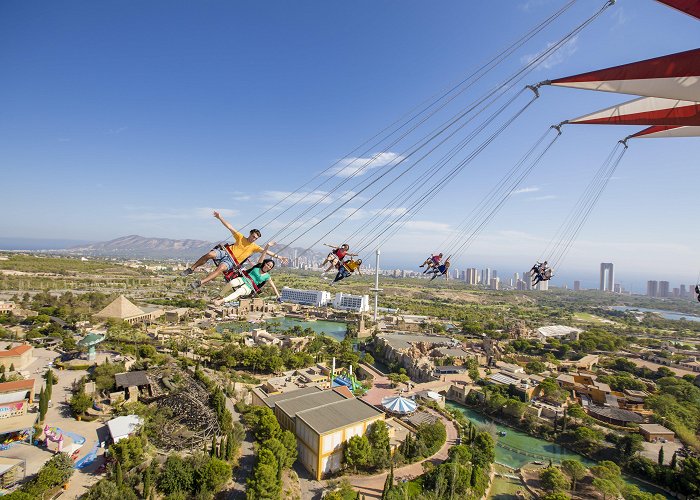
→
(549, 48, 700, 102)
(630, 125, 700, 138)
(568, 96, 700, 126)
(655, 0, 700, 20)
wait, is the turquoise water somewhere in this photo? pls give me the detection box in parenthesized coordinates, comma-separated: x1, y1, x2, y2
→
(264, 317, 348, 341)
(612, 306, 700, 323)
(447, 402, 670, 497)
(446, 402, 591, 468)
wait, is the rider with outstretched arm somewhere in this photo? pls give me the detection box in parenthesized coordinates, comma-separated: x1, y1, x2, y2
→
(182, 211, 286, 289)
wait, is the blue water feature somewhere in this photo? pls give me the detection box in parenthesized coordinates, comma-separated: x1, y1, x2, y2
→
(612, 306, 700, 323)
(447, 402, 671, 498)
(264, 317, 348, 341)
(74, 441, 99, 469)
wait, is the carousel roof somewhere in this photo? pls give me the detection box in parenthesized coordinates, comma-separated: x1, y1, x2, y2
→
(380, 394, 418, 415)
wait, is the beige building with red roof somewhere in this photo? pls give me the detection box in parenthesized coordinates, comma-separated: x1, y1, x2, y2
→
(0, 345, 33, 371)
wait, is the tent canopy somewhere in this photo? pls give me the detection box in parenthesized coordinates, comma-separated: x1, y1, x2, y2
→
(380, 395, 418, 415)
(549, 48, 700, 102)
(568, 96, 700, 126)
(630, 125, 700, 138)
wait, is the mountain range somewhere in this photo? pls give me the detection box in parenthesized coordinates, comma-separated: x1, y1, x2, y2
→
(63, 234, 323, 261)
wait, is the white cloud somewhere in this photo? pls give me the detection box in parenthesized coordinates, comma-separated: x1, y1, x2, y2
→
(521, 35, 579, 70)
(327, 152, 404, 178)
(519, 0, 554, 12)
(108, 126, 128, 135)
(231, 191, 251, 201)
(529, 195, 557, 201)
(511, 186, 540, 195)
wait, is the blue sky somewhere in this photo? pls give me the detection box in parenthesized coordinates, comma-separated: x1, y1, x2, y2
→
(1, 0, 699, 290)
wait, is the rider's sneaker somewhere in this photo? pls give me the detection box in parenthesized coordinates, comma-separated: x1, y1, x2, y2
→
(180, 268, 193, 277)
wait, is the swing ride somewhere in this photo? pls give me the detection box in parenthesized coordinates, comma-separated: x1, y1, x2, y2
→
(180, 0, 697, 302)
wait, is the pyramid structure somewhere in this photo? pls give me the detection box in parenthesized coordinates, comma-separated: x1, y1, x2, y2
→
(94, 295, 146, 320)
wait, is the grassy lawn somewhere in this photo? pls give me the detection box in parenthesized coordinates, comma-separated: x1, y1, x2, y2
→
(488, 475, 531, 500)
(573, 312, 615, 325)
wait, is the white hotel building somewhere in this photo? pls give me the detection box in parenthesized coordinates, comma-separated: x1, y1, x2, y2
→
(332, 293, 370, 312)
(280, 287, 332, 307)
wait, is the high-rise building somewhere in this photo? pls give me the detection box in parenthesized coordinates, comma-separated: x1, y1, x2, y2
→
(482, 268, 491, 285)
(680, 284, 687, 297)
(492, 270, 498, 279)
(614, 284, 622, 294)
(490, 277, 500, 290)
(658, 281, 670, 298)
(573, 280, 581, 291)
(599, 263, 614, 292)
(465, 268, 479, 285)
(535, 280, 549, 291)
(523, 270, 533, 290)
(513, 272, 519, 283)
(647, 280, 659, 297)
(673, 287, 680, 297)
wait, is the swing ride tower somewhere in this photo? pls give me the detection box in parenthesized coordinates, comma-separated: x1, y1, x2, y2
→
(369, 249, 382, 323)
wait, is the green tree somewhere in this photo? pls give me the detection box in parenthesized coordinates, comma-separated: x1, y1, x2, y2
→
(471, 432, 495, 468)
(367, 420, 390, 469)
(540, 493, 571, 500)
(247, 448, 280, 500)
(525, 360, 546, 374)
(278, 430, 298, 468)
(561, 459, 587, 491)
(592, 478, 619, 500)
(158, 455, 194, 496)
(261, 438, 290, 480)
(658, 446, 664, 466)
(363, 353, 375, 365)
(82, 479, 138, 500)
(590, 460, 622, 486)
(344, 435, 372, 472)
(115, 460, 123, 487)
(143, 464, 152, 498)
(69, 390, 92, 417)
(382, 460, 394, 499)
(38, 387, 48, 422)
(540, 467, 570, 492)
(196, 456, 231, 493)
(677, 456, 700, 497)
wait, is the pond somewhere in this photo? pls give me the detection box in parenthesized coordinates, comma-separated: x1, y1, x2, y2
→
(446, 402, 591, 468)
(263, 317, 348, 341)
(447, 402, 671, 498)
(612, 306, 700, 323)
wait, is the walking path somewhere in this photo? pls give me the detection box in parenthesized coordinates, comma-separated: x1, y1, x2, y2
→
(347, 408, 458, 499)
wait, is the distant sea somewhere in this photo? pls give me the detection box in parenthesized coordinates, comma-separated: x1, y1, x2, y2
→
(0, 237, 93, 250)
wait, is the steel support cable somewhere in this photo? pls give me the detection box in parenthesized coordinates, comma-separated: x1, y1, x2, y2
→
(348, 87, 531, 251)
(346, 1, 614, 256)
(272, 82, 525, 247)
(242, 0, 579, 232)
(369, 111, 549, 259)
(438, 127, 555, 253)
(273, 0, 613, 257)
(361, 96, 538, 258)
(261, 0, 596, 244)
(550, 143, 628, 269)
(278, 89, 531, 257)
(538, 142, 621, 261)
(336, 88, 530, 250)
(447, 130, 563, 263)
